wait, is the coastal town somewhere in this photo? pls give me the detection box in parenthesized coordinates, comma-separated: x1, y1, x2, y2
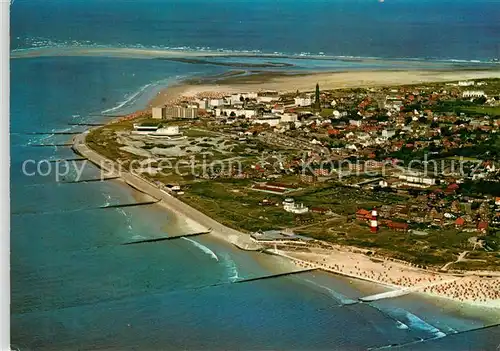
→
(85, 76, 500, 308)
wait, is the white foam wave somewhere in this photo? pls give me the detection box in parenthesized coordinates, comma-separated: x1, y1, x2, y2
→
(405, 312, 446, 338)
(303, 278, 357, 305)
(12, 37, 499, 65)
(221, 253, 240, 282)
(102, 193, 112, 207)
(115, 208, 136, 236)
(395, 320, 409, 330)
(101, 83, 153, 114)
(181, 237, 219, 261)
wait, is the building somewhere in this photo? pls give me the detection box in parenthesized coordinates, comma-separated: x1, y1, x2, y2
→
(154, 126, 181, 136)
(280, 113, 298, 123)
(257, 91, 280, 103)
(458, 81, 475, 86)
(165, 105, 198, 119)
(133, 123, 161, 132)
(300, 171, 318, 184)
(195, 98, 209, 110)
(152, 106, 166, 119)
(209, 98, 226, 108)
(311, 207, 329, 215)
(241, 92, 258, 99)
(253, 115, 281, 127)
(387, 221, 409, 232)
(356, 209, 372, 222)
(462, 91, 486, 98)
(398, 172, 436, 186)
(215, 108, 256, 118)
(477, 221, 489, 234)
(294, 96, 312, 107)
(282, 198, 309, 214)
(382, 129, 396, 139)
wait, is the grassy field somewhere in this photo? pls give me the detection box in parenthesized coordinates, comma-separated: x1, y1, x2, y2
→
(291, 182, 407, 215)
(180, 179, 300, 232)
(296, 221, 477, 267)
(460, 106, 500, 117)
(86, 119, 138, 163)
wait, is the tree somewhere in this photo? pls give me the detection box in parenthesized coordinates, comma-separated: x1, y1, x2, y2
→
(315, 83, 321, 110)
(474, 96, 487, 105)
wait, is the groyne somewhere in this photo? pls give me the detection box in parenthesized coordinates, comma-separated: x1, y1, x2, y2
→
(72, 132, 262, 252)
(235, 268, 318, 284)
(122, 231, 211, 245)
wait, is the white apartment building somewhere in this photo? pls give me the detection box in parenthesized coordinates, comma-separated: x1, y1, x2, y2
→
(165, 105, 198, 119)
(382, 129, 396, 139)
(462, 91, 486, 98)
(228, 93, 243, 105)
(152, 106, 166, 119)
(398, 172, 436, 186)
(241, 92, 258, 99)
(294, 96, 312, 107)
(215, 108, 256, 118)
(282, 198, 309, 214)
(253, 115, 281, 127)
(209, 98, 227, 108)
(195, 98, 209, 110)
(280, 113, 298, 123)
(256, 92, 280, 103)
(458, 81, 475, 86)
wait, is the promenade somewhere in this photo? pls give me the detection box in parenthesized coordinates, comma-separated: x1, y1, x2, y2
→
(72, 132, 262, 251)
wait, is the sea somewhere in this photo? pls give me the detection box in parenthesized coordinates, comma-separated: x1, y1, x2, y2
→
(10, 0, 500, 350)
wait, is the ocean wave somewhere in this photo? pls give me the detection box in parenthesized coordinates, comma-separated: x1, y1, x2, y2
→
(11, 37, 499, 65)
(116, 208, 137, 237)
(395, 320, 409, 330)
(101, 83, 153, 114)
(221, 253, 240, 282)
(100, 75, 189, 115)
(404, 312, 446, 338)
(181, 237, 219, 261)
(303, 278, 357, 305)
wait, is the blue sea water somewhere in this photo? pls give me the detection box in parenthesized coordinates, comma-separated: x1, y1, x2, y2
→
(10, 0, 500, 61)
(10, 1, 500, 350)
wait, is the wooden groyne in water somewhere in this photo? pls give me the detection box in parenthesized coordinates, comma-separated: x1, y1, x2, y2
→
(26, 131, 83, 135)
(234, 268, 318, 284)
(48, 157, 87, 163)
(68, 122, 106, 126)
(99, 199, 160, 210)
(72, 131, 263, 252)
(122, 231, 211, 245)
(62, 176, 120, 184)
(30, 143, 73, 147)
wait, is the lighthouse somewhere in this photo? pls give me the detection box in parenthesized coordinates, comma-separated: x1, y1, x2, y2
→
(370, 208, 379, 233)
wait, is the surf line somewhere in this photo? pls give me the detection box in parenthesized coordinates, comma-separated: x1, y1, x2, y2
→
(181, 237, 219, 261)
(101, 83, 153, 114)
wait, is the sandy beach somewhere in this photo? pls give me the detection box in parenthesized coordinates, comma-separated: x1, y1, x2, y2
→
(149, 69, 500, 107)
(78, 67, 500, 313)
(277, 247, 500, 310)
